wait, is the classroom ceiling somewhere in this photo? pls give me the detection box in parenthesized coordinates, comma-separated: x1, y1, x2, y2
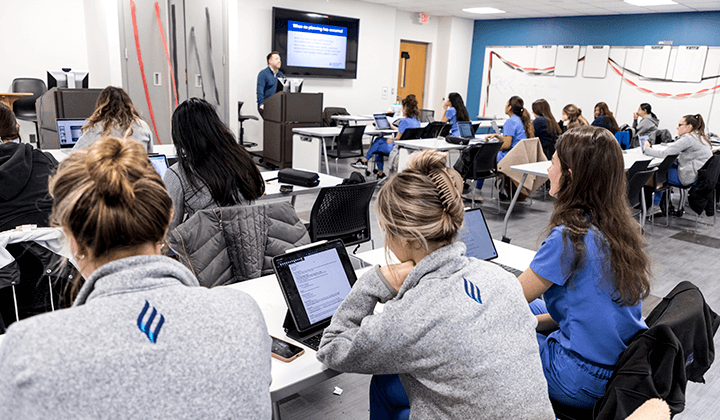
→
(362, 0, 720, 20)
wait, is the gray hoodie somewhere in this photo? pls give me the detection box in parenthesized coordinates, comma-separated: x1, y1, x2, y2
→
(633, 115, 659, 138)
(0, 255, 272, 419)
(317, 242, 554, 419)
(644, 132, 712, 185)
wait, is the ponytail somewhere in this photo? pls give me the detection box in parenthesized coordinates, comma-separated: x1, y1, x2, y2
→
(509, 96, 534, 137)
(684, 114, 710, 146)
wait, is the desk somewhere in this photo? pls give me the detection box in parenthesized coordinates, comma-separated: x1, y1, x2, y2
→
(0, 92, 33, 109)
(292, 127, 395, 173)
(330, 114, 374, 125)
(261, 170, 343, 205)
(394, 138, 467, 172)
(499, 147, 666, 242)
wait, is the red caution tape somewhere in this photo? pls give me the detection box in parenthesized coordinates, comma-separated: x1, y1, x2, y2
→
(130, 0, 162, 144)
(608, 61, 720, 98)
(155, 2, 178, 108)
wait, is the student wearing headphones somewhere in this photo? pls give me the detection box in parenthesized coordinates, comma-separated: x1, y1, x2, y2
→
(318, 150, 554, 420)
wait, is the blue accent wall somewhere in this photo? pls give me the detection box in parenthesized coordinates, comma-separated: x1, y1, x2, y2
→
(467, 11, 720, 118)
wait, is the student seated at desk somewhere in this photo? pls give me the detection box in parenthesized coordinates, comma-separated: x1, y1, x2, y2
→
(558, 103, 589, 133)
(532, 99, 561, 160)
(318, 150, 555, 420)
(441, 92, 470, 137)
(72, 86, 153, 153)
(518, 126, 651, 409)
(351, 94, 421, 179)
(0, 103, 57, 231)
(632, 103, 659, 148)
(591, 101, 620, 134)
(486, 95, 534, 162)
(642, 113, 712, 216)
(163, 98, 265, 230)
(0, 137, 272, 419)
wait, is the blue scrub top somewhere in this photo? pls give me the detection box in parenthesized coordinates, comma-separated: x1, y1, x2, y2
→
(445, 107, 458, 136)
(530, 225, 647, 366)
(398, 117, 421, 134)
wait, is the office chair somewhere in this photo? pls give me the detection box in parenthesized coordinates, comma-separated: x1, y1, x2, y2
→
(627, 168, 657, 229)
(10, 78, 47, 142)
(307, 180, 379, 252)
(679, 155, 720, 231)
(326, 125, 366, 173)
(237, 101, 258, 148)
(322, 107, 350, 127)
(421, 121, 447, 138)
(398, 127, 423, 140)
(625, 159, 651, 184)
(647, 154, 678, 227)
(454, 141, 504, 212)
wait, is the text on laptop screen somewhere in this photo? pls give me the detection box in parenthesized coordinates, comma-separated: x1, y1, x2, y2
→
(148, 155, 169, 179)
(57, 120, 87, 147)
(374, 114, 391, 130)
(458, 209, 498, 261)
(458, 122, 473, 138)
(286, 247, 352, 325)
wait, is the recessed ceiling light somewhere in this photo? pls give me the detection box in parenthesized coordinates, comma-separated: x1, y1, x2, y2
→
(624, 0, 677, 6)
(462, 7, 506, 14)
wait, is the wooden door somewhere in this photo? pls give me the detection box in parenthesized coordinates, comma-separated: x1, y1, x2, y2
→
(396, 41, 427, 108)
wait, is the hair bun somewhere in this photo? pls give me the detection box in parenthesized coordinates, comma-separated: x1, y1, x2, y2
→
(85, 137, 140, 206)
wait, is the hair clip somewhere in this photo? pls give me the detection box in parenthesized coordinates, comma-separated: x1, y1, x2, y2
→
(429, 167, 463, 211)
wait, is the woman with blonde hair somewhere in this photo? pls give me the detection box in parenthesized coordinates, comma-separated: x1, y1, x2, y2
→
(519, 126, 651, 409)
(318, 150, 554, 420)
(73, 86, 153, 152)
(0, 137, 271, 418)
(559, 104, 589, 132)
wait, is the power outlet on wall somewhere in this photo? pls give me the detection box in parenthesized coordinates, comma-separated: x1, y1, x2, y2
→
(381, 86, 388, 100)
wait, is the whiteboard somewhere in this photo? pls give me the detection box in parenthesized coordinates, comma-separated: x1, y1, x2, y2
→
(640, 45, 671, 80)
(555, 45, 580, 77)
(535, 45, 557, 70)
(584, 45, 610, 78)
(673, 46, 708, 83)
(479, 45, 720, 133)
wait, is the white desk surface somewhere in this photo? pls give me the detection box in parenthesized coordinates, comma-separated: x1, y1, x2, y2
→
(42, 143, 178, 163)
(473, 119, 506, 128)
(395, 138, 466, 151)
(260, 171, 343, 199)
(292, 126, 393, 137)
(330, 115, 374, 122)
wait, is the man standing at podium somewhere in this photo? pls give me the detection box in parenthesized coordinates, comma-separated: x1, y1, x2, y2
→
(256, 51, 284, 118)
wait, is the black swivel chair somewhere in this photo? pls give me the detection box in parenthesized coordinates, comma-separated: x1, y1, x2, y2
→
(454, 141, 504, 211)
(326, 125, 366, 173)
(237, 101, 258, 148)
(307, 180, 379, 252)
(11, 78, 47, 142)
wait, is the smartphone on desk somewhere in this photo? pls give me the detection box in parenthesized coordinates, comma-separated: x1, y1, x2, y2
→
(271, 335, 305, 362)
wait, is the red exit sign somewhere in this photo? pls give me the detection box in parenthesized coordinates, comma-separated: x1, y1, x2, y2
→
(419, 13, 429, 24)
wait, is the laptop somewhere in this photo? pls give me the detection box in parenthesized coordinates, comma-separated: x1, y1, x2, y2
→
(491, 120, 500, 134)
(373, 113, 391, 130)
(56, 119, 87, 148)
(457, 208, 524, 277)
(273, 240, 358, 350)
(446, 121, 475, 145)
(148, 154, 169, 179)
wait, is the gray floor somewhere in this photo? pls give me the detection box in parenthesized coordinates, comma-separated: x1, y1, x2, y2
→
(261, 156, 720, 419)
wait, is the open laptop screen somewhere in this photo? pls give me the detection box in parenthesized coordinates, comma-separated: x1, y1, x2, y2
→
(273, 240, 357, 333)
(56, 119, 87, 148)
(148, 154, 169, 179)
(458, 121, 473, 138)
(373, 113, 391, 130)
(457, 208, 498, 261)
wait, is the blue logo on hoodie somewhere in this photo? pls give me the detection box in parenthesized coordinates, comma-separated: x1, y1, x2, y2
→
(463, 278, 482, 305)
(137, 301, 165, 343)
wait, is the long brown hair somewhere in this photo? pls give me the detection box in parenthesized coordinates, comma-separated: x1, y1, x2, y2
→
(683, 114, 711, 146)
(508, 96, 534, 138)
(402, 94, 421, 120)
(0, 103, 20, 141)
(532, 99, 561, 135)
(448, 92, 470, 122)
(563, 104, 589, 128)
(377, 150, 464, 253)
(594, 102, 620, 133)
(84, 86, 144, 137)
(549, 126, 651, 306)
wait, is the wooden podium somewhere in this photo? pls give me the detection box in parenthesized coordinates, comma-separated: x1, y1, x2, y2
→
(263, 92, 322, 168)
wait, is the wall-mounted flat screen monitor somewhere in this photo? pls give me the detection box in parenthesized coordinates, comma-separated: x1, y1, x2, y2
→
(47, 69, 89, 89)
(272, 7, 359, 79)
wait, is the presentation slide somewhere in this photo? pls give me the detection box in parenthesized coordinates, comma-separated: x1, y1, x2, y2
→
(287, 20, 347, 69)
(289, 248, 351, 325)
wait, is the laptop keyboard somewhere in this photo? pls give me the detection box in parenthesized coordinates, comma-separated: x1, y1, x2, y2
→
(301, 334, 323, 351)
(492, 262, 524, 278)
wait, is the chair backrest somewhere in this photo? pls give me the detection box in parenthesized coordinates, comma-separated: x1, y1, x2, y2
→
(653, 154, 679, 188)
(308, 180, 379, 246)
(627, 168, 656, 209)
(626, 159, 651, 183)
(421, 121, 446, 138)
(438, 124, 451, 138)
(471, 122, 481, 135)
(11, 78, 47, 119)
(469, 141, 504, 179)
(322, 107, 350, 127)
(419, 109, 435, 122)
(332, 125, 366, 158)
(399, 126, 424, 140)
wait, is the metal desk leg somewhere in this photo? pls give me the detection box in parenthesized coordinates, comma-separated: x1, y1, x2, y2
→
(321, 137, 330, 175)
(272, 401, 282, 420)
(291, 195, 297, 206)
(501, 173, 528, 243)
